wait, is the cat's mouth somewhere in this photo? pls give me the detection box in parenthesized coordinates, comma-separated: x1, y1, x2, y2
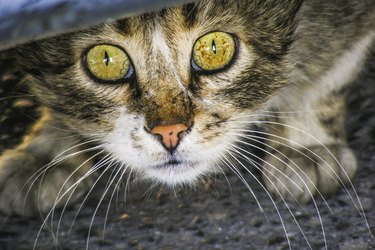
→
(140, 153, 210, 185)
(152, 159, 187, 169)
(146, 156, 206, 185)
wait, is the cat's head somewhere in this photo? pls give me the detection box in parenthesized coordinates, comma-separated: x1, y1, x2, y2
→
(16, 0, 302, 186)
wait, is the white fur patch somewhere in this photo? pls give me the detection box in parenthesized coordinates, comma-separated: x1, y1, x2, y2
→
(102, 110, 234, 186)
(152, 22, 185, 90)
(320, 32, 375, 93)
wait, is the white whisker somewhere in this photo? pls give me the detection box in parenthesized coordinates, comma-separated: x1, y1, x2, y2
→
(52, 150, 108, 241)
(220, 151, 292, 249)
(102, 163, 129, 241)
(68, 153, 118, 232)
(233, 122, 369, 229)
(229, 131, 331, 209)
(20, 139, 102, 215)
(86, 161, 124, 249)
(33, 149, 108, 249)
(227, 144, 316, 249)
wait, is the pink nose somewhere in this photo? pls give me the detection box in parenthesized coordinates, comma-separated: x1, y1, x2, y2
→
(150, 123, 188, 151)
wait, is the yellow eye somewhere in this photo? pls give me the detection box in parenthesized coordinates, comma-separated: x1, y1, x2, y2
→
(85, 45, 132, 82)
(192, 32, 236, 72)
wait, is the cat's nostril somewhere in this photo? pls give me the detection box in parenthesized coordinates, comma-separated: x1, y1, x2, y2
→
(150, 123, 188, 152)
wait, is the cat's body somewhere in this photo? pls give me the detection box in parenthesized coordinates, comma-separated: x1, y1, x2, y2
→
(0, 0, 374, 216)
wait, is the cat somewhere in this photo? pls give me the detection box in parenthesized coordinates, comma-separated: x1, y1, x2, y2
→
(0, 0, 374, 217)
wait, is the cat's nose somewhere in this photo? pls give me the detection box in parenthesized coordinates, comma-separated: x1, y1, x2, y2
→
(150, 123, 188, 152)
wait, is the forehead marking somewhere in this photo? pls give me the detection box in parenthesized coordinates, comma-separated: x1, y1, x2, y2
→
(152, 21, 185, 90)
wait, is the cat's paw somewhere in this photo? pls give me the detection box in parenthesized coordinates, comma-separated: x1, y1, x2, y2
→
(261, 144, 357, 203)
(0, 149, 93, 216)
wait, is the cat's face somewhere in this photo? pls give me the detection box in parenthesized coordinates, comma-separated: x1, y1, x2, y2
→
(17, 0, 301, 185)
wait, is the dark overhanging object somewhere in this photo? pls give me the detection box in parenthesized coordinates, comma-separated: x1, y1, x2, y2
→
(0, 0, 195, 51)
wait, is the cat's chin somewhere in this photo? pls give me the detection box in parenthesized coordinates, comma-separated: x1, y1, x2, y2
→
(142, 160, 213, 186)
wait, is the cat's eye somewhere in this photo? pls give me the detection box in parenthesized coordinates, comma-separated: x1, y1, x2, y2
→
(84, 45, 133, 83)
(192, 32, 236, 72)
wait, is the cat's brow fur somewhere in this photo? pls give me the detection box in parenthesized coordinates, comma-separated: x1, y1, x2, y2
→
(0, 0, 374, 216)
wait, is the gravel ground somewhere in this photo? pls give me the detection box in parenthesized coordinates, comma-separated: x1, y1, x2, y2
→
(0, 46, 374, 249)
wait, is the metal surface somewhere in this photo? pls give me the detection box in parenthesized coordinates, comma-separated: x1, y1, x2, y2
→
(0, 0, 195, 50)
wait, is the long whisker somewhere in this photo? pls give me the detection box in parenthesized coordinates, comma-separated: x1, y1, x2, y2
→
(102, 163, 129, 241)
(23, 138, 101, 190)
(52, 150, 108, 242)
(33, 149, 110, 249)
(37, 155, 118, 249)
(219, 152, 292, 249)
(19, 139, 102, 216)
(228, 141, 305, 206)
(86, 161, 124, 250)
(230, 135, 332, 245)
(229, 131, 331, 210)
(23, 143, 103, 215)
(120, 167, 135, 209)
(227, 144, 315, 249)
(239, 119, 357, 190)
(68, 153, 119, 232)
(235, 127, 343, 191)
(214, 161, 233, 196)
(235, 122, 369, 229)
(230, 117, 369, 230)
